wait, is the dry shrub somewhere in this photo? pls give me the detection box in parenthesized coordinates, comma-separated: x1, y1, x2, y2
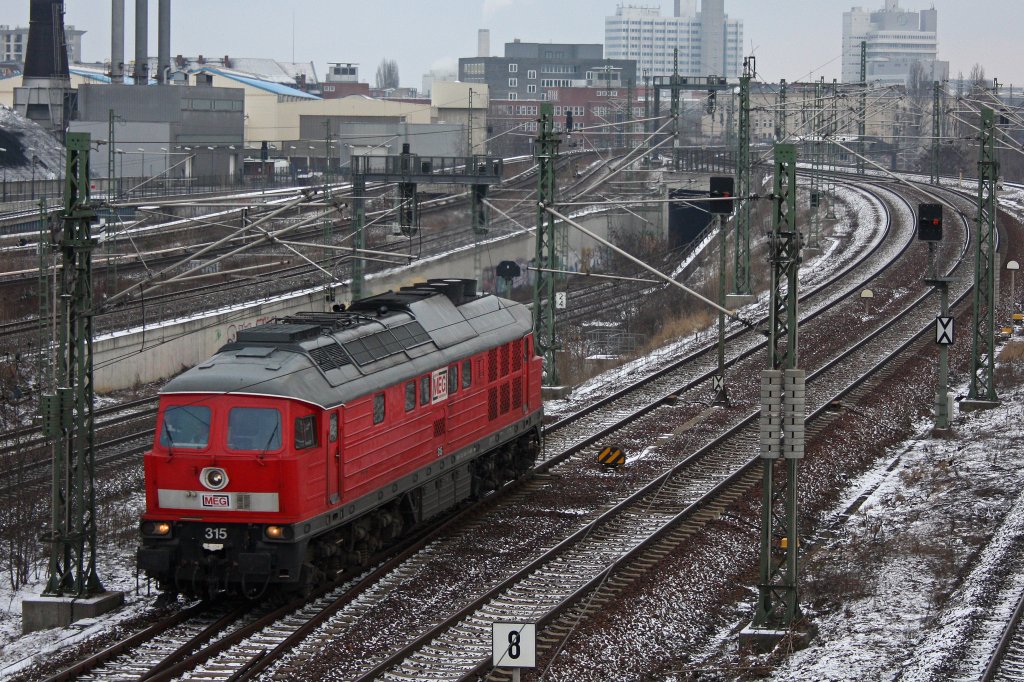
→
(641, 308, 716, 353)
(999, 340, 1024, 362)
(996, 340, 1024, 387)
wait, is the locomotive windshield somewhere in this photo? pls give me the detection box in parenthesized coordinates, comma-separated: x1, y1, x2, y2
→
(228, 407, 282, 451)
(159, 405, 211, 449)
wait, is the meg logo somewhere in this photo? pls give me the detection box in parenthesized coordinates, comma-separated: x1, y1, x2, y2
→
(202, 493, 230, 508)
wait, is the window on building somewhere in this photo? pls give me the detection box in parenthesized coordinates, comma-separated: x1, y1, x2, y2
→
(527, 69, 537, 79)
(509, 63, 518, 73)
(508, 92, 517, 100)
(509, 77, 518, 87)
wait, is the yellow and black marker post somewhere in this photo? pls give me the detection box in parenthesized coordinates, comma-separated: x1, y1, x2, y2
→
(596, 446, 626, 468)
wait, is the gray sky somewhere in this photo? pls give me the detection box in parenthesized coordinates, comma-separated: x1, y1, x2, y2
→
(11, 1, 1024, 89)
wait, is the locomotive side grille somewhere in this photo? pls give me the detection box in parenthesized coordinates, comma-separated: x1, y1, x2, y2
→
(512, 377, 522, 409)
(433, 418, 445, 437)
(488, 387, 498, 420)
(308, 344, 351, 372)
(500, 344, 510, 376)
(487, 349, 498, 382)
(512, 338, 523, 372)
(499, 382, 510, 414)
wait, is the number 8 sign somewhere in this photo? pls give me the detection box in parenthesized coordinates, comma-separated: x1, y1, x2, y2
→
(492, 622, 536, 668)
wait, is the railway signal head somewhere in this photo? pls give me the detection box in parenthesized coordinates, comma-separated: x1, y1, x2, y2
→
(710, 176, 735, 215)
(918, 203, 943, 241)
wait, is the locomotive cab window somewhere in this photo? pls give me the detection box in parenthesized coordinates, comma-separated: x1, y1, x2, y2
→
(420, 376, 430, 406)
(462, 359, 472, 388)
(448, 364, 458, 394)
(228, 407, 282, 451)
(329, 413, 338, 442)
(160, 405, 211, 449)
(373, 393, 386, 424)
(294, 415, 317, 450)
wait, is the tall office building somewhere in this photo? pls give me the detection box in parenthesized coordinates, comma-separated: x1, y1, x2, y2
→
(842, 0, 948, 85)
(604, 1, 743, 79)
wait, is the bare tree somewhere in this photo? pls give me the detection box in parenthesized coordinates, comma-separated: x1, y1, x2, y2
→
(969, 63, 987, 95)
(375, 59, 399, 91)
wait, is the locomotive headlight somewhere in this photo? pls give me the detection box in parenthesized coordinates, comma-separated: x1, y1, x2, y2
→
(200, 467, 229, 491)
(142, 521, 172, 536)
(265, 525, 285, 539)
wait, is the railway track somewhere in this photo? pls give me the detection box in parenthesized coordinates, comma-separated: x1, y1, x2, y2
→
(26, 172, 977, 682)
(0, 151, 605, 346)
(40, 180, 905, 680)
(332, 180, 972, 682)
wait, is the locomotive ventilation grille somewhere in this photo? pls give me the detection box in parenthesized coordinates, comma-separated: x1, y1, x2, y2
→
(309, 343, 351, 371)
(306, 322, 434, 370)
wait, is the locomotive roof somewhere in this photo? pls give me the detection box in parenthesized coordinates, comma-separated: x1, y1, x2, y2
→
(160, 286, 532, 409)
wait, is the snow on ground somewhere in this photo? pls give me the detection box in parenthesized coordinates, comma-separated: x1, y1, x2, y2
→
(0, 468, 155, 679)
(546, 183, 886, 421)
(766, 377, 1024, 682)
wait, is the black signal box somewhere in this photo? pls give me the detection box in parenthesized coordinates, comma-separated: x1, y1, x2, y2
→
(710, 176, 735, 215)
(918, 203, 943, 241)
(810, 191, 820, 209)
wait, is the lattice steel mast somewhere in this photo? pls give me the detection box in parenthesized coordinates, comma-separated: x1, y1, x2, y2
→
(752, 144, 804, 630)
(41, 132, 104, 597)
(968, 107, 999, 403)
(733, 57, 752, 296)
(534, 103, 562, 385)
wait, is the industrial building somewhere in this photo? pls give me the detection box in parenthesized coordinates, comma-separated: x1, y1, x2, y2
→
(0, 22, 84, 70)
(842, 0, 949, 85)
(604, 1, 744, 79)
(458, 40, 636, 102)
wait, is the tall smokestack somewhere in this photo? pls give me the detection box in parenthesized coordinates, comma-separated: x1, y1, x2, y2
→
(18, 0, 72, 137)
(477, 29, 490, 58)
(133, 0, 148, 84)
(111, 0, 124, 83)
(157, 0, 170, 83)
(24, 0, 69, 80)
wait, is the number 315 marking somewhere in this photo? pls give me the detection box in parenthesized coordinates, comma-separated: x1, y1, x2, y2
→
(204, 527, 227, 540)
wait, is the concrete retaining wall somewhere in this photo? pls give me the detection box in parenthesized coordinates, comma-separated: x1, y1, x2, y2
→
(94, 210, 628, 393)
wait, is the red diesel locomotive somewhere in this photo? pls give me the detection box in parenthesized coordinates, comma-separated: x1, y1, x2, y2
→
(138, 279, 543, 596)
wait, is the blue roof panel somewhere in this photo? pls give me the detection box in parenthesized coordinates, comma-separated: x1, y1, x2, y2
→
(201, 69, 320, 99)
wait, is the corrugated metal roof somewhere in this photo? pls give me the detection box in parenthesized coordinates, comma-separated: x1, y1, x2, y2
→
(199, 68, 320, 99)
(70, 67, 150, 85)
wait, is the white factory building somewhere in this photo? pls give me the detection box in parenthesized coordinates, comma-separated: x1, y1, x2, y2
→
(604, 1, 743, 79)
(842, 0, 949, 85)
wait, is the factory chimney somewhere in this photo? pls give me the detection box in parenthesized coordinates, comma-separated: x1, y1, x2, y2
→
(477, 29, 490, 58)
(133, 0, 148, 84)
(23, 0, 69, 80)
(157, 0, 170, 83)
(111, 0, 124, 83)
(16, 0, 73, 137)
